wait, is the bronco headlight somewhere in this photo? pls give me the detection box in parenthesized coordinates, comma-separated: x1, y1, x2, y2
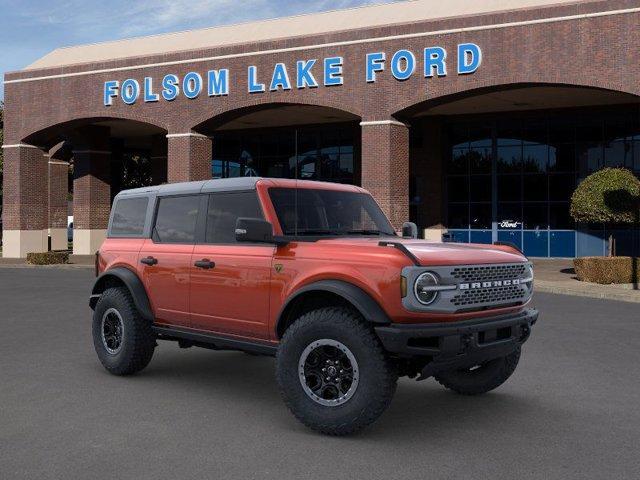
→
(414, 272, 439, 305)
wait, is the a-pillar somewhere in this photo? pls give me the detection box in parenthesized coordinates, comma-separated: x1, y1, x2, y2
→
(360, 120, 410, 231)
(48, 143, 70, 251)
(71, 126, 111, 255)
(1, 143, 49, 257)
(151, 134, 168, 184)
(166, 132, 212, 183)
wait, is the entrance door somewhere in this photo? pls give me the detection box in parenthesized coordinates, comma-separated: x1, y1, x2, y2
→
(189, 191, 274, 339)
(138, 194, 202, 327)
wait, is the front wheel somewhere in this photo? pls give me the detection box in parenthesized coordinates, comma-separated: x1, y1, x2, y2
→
(434, 348, 521, 395)
(276, 307, 397, 436)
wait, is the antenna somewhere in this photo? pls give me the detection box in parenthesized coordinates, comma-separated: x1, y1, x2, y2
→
(294, 128, 298, 238)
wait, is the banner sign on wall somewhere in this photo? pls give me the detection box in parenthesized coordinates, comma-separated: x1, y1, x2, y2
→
(103, 43, 481, 106)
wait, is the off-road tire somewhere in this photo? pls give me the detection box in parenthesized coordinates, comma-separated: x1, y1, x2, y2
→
(434, 347, 521, 395)
(276, 307, 397, 436)
(92, 286, 156, 375)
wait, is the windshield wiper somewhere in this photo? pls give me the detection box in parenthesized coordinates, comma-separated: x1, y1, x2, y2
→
(293, 229, 347, 236)
(346, 229, 391, 236)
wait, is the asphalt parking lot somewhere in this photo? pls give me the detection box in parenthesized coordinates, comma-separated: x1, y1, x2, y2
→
(1, 268, 639, 480)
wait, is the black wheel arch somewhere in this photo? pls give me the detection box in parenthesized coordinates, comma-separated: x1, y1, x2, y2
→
(276, 280, 391, 338)
(90, 267, 154, 322)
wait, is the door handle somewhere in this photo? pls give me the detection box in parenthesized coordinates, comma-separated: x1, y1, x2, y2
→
(140, 256, 158, 266)
(194, 259, 215, 269)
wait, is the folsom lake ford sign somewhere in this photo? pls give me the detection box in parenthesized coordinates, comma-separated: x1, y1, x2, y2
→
(103, 43, 482, 106)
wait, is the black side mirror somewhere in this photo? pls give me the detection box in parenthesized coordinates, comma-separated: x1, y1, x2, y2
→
(235, 218, 275, 243)
(402, 222, 418, 239)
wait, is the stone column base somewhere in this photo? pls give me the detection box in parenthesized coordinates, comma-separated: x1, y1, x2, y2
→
(49, 228, 68, 251)
(423, 228, 447, 243)
(2, 230, 48, 258)
(73, 229, 107, 255)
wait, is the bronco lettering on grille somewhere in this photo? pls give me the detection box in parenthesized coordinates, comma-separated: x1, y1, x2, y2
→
(459, 279, 521, 290)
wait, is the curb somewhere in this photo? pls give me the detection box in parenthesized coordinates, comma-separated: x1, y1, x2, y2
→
(535, 280, 640, 304)
(0, 263, 93, 269)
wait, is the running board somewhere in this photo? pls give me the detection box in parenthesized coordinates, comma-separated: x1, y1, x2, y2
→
(152, 325, 278, 356)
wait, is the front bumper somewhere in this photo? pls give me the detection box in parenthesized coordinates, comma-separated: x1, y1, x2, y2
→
(375, 308, 538, 379)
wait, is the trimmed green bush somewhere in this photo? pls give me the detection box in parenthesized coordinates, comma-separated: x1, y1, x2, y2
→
(573, 256, 640, 284)
(570, 168, 640, 224)
(26, 251, 69, 265)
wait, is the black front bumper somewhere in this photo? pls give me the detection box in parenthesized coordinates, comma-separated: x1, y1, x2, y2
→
(375, 308, 538, 379)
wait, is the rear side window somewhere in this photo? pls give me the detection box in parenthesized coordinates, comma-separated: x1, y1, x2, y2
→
(110, 197, 149, 237)
(205, 192, 263, 244)
(153, 195, 200, 243)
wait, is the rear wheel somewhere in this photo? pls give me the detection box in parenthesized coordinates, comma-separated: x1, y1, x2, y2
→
(276, 307, 397, 436)
(434, 348, 521, 395)
(92, 287, 156, 375)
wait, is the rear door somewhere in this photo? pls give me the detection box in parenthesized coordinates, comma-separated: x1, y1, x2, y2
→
(138, 194, 203, 327)
(189, 191, 274, 339)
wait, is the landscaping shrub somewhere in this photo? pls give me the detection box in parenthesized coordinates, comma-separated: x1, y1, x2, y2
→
(26, 251, 69, 265)
(573, 256, 640, 284)
(570, 168, 640, 256)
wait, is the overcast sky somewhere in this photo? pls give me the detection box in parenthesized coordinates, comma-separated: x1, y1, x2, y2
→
(0, 0, 394, 100)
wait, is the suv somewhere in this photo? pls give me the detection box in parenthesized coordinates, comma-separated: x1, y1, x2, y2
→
(90, 178, 537, 435)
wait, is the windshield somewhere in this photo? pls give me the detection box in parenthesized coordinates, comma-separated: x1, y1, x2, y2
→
(268, 188, 396, 237)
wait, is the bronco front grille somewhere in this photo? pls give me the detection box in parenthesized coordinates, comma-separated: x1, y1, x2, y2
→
(401, 261, 534, 314)
(451, 285, 527, 307)
(451, 264, 527, 283)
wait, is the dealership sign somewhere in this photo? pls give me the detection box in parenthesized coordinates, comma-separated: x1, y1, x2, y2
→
(103, 43, 481, 106)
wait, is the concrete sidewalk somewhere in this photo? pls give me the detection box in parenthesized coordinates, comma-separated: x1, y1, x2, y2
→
(1, 251, 638, 302)
(533, 258, 640, 303)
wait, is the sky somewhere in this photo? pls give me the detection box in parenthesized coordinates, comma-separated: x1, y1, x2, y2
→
(0, 0, 394, 100)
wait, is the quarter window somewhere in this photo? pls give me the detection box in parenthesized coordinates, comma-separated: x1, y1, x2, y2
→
(110, 197, 148, 236)
(153, 195, 200, 243)
(205, 192, 263, 244)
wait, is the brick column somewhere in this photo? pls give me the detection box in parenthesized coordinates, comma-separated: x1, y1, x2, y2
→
(71, 126, 111, 255)
(167, 132, 212, 183)
(48, 154, 69, 251)
(360, 120, 410, 231)
(1, 144, 49, 257)
(151, 134, 168, 184)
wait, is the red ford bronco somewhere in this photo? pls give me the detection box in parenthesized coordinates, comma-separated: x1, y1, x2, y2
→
(90, 177, 537, 435)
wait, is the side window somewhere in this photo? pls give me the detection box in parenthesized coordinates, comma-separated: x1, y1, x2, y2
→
(110, 197, 149, 237)
(205, 192, 263, 244)
(153, 195, 200, 243)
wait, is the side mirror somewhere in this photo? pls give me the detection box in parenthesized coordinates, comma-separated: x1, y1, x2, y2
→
(402, 222, 418, 239)
(235, 218, 275, 243)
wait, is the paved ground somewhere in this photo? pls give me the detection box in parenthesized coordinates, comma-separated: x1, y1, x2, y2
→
(1, 268, 639, 480)
(533, 258, 640, 303)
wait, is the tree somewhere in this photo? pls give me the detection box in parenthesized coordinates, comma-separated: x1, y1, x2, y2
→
(0, 100, 4, 201)
(570, 167, 640, 256)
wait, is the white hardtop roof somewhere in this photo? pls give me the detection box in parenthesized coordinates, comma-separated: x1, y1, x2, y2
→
(26, 0, 583, 70)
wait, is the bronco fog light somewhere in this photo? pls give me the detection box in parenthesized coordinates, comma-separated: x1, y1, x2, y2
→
(414, 272, 439, 305)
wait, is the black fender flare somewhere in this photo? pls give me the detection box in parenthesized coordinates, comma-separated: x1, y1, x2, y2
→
(276, 280, 391, 338)
(90, 267, 154, 321)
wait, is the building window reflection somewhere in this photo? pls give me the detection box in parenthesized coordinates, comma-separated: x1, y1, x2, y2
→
(445, 106, 640, 257)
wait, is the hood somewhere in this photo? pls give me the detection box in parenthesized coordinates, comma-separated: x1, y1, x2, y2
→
(315, 237, 526, 266)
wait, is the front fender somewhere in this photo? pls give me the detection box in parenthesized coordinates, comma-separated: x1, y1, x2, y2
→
(90, 267, 154, 321)
(276, 279, 391, 337)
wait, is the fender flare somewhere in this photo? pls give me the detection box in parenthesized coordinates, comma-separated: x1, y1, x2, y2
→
(90, 267, 154, 321)
(276, 280, 391, 337)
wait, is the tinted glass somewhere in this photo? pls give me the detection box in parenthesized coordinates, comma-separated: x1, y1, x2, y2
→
(205, 192, 263, 244)
(269, 188, 395, 236)
(154, 195, 200, 243)
(110, 197, 148, 236)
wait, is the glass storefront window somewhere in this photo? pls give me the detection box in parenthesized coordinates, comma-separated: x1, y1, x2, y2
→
(210, 123, 358, 185)
(444, 107, 640, 257)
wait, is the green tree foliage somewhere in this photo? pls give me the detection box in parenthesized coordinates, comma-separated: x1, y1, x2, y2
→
(570, 168, 640, 224)
(571, 168, 640, 256)
(0, 100, 4, 199)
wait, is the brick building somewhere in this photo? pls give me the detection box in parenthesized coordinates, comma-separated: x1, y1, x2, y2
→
(3, 0, 640, 257)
